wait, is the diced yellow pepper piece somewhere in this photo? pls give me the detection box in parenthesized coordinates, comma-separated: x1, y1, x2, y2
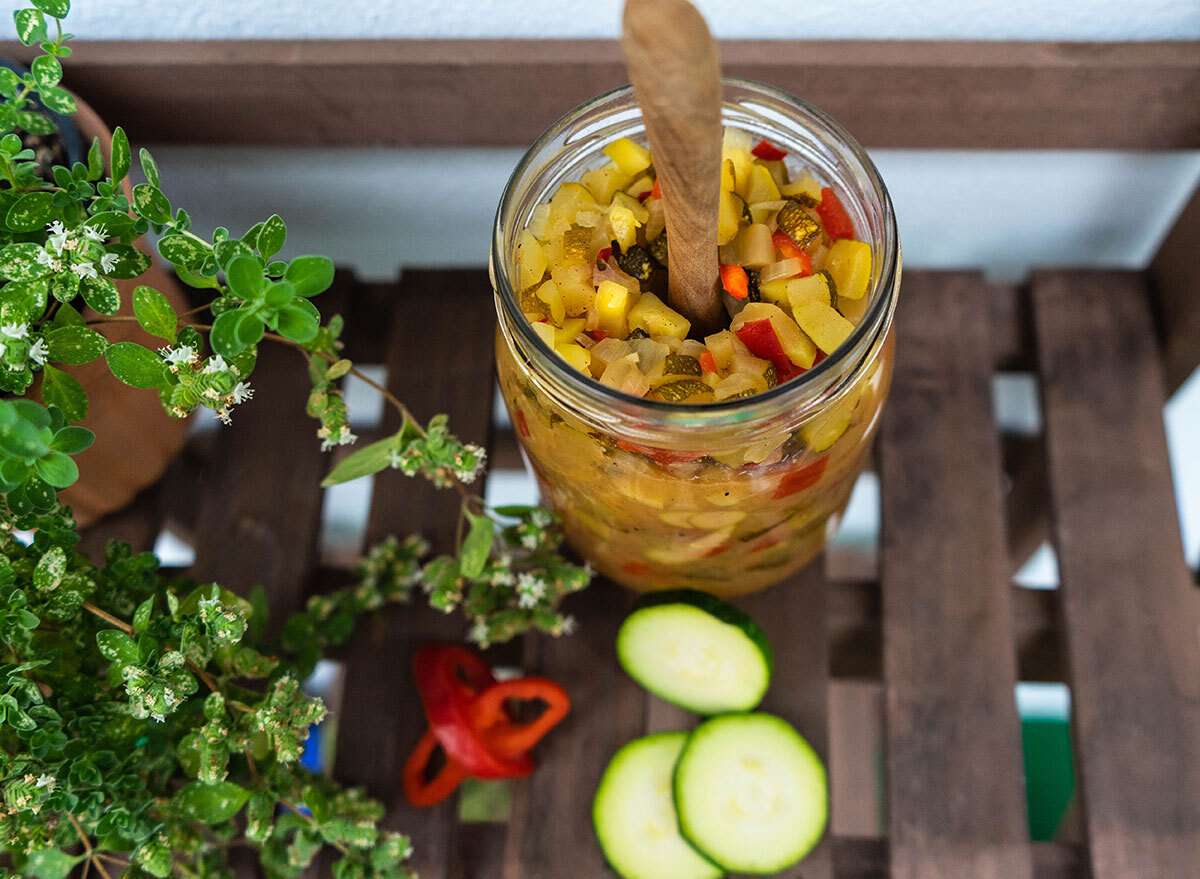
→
(611, 190, 650, 224)
(531, 319, 555, 349)
(746, 164, 782, 204)
(725, 149, 755, 200)
(720, 158, 736, 193)
(552, 263, 595, 315)
(781, 175, 821, 204)
(581, 162, 632, 204)
(609, 204, 641, 251)
(792, 299, 856, 354)
(786, 273, 835, 309)
(535, 280, 565, 325)
(556, 342, 593, 374)
(628, 291, 691, 340)
(826, 238, 872, 300)
(517, 229, 547, 291)
(625, 173, 655, 199)
(595, 280, 637, 337)
(554, 317, 586, 347)
(717, 189, 742, 245)
(603, 137, 652, 177)
(758, 278, 791, 305)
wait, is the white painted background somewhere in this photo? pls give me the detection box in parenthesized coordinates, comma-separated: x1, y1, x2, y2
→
(17, 0, 1199, 574)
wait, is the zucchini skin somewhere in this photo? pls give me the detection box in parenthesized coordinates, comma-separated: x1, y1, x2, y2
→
(630, 588, 774, 679)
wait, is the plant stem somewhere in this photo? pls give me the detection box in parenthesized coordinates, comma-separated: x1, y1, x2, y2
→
(80, 601, 133, 634)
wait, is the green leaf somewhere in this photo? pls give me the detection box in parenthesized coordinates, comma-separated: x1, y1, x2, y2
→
(173, 780, 251, 824)
(105, 342, 166, 389)
(49, 271, 79, 304)
(0, 278, 49, 322)
(31, 0, 70, 17)
(284, 255, 335, 298)
(157, 234, 207, 269)
(30, 54, 61, 90)
(0, 243, 50, 281)
(133, 285, 177, 343)
(34, 450, 76, 487)
(45, 326, 109, 364)
(460, 510, 495, 578)
(96, 629, 139, 666)
(209, 310, 244, 358)
(38, 86, 76, 116)
(275, 299, 319, 343)
(40, 365, 87, 422)
(32, 545, 65, 592)
(51, 301, 83, 328)
(49, 425, 92, 454)
(100, 243, 152, 279)
(174, 263, 220, 291)
(214, 238, 254, 271)
(80, 275, 120, 315)
(257, 214, 286, 260)
(86, 209, 134, 239)
(86, 137, 104, 181)
(13, 9, 47, 46)
(16, 110, 55, 136)
(131, 184, 171, 224)
(321, 433, 400, 487)
(110, 127, 130, 182)
(5, 191, 55, 232)
(22, 847, 82, 879)
(140, 147, 160, 188)
(225, 254, 264, 299)
(235, 310, 264, 348)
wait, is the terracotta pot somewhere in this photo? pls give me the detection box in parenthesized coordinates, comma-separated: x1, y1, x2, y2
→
(51, 93, 190, 527)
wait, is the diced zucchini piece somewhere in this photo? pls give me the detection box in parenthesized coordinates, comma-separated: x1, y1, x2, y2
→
(801, 391, 858, 451)
(663, 353, 702, 377)
(758, 277, 791, 306)
(746, 164, 782, 204)
(615, 244, 654, 282)
(720, 158, 736, 193)
(826, 238, 872, 301)
(535, 280, 565, 324)
(518, 229, 548, 290)
(793, 300, 856, 354)
(603, 137, 653, 177)
(713, 372, 762, 401)
(556, 342, 592, 374)
(780, 174, 821, 205)
(653, 379, 714, 403)
(561, 227, 593, 264)
(610, 205, 641, 251)
(718, 223, 774, 269)
(725, 149, 755, 200)
(761, 159, 788, 188)
(648, 230, 668, 266)
(749, 199, 787, 226)
(717, 190, 742, 246)
(612, 190, 651, 224)
(531, 320, 556, 349)
(775, 199, 821, 248)
(786, 272, 836, 310)
(595, 280, 638, 337)
(629, 292, 691, 341)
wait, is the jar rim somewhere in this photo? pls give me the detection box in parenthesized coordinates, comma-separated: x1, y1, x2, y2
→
(492, 75, 899, 420)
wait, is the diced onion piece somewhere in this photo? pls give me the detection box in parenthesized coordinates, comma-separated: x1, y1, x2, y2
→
(730, 349, 771, 377)
(713, 372, 764, 401)
(593, 260, 640, 295)
(601, 354, 650, 397)
(575, 209, 602, 228)
(534, 280, 565, 325)
(590, 338, 633, 375)
(704, 330, 737, 371)
(518, 229, 548, 290)
(678, 339, 708, 360)
(759, 257, 805, 285)
(629, 337, 670, 384)
(644, 198, 666, 242)
(528, 203, 552, 241)
(745, 164, 782, 204)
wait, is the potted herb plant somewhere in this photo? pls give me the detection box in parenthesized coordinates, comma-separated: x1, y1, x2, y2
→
(0, 2, 591, 877)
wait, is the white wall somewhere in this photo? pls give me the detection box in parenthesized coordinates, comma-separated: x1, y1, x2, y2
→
(9, 0, 1200, 40)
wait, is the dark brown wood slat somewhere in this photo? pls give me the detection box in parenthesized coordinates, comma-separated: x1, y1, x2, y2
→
(1031, 270, 1200, 879)
(333, 270, 497, 879)
(501, 582, 644, 879)
(833, 838, 1086, 879)
(879, 272, 1032, 879)
(739, 561, 833, 878)
(1150, 183, 1200, 395)
(189, 339, 328, 631)
(76, 483, 163, 561)
(5, 40, 1198, 149)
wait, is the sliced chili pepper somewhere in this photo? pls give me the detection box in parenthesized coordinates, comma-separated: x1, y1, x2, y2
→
(403, 729, 468, 807)
(622, 560, 650, 576)
(751, 138, 788, 161)
(591, 329, 611, 341)
(772, 456, 829, 499)
(719, 263, 749, 300)
(596, 246, 612, 265)
(698, 351, 718, 374)
(414, 646, 535, 780)
(636, 190, 652, 203)
(771, 233, 814, 277)
(616, 438, 707, 465)
(515, 409, 531, 438)
(816, 187, 855, 241)
(651, 178, 661, 199)
(469, 677, 570, 758)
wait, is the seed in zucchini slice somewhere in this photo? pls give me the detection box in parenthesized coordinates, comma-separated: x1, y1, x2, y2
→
(746, 267, 761, 302)
(776, 198, 821, 249)
(653, 379, 713, 403)
(663, 354, 702, 377)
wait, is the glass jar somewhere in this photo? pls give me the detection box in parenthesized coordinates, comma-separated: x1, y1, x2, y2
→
(491, 77, 900, 597)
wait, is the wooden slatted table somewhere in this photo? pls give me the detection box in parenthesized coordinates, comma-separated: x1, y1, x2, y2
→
(82, 264, 1200, 879)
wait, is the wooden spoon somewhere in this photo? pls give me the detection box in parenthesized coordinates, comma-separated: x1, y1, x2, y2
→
(622, 0, 726, 336)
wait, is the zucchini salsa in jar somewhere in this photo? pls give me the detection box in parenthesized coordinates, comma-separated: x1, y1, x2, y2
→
(493, 78, 899, 596)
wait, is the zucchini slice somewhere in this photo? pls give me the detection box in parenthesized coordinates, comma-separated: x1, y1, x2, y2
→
(617, 589, 772, 714)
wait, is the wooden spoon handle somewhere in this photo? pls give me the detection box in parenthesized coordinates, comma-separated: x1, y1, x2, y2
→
(622, 0, 725, 335)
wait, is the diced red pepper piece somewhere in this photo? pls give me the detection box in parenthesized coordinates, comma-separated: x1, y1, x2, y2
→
(719, 263, 749, 300)
(515, 409, 531, 438)
(772, 456, 829, 499)
(816, 187, 855, 241)
(616, 438, 707, 464)
(751, 138, 788, 161)
(622, 560, 650, 576)
(704, 542, 732, 558)
(591, 329, 611, 341)
(698, 350, 718, 374)
(771, 232, 814, 276)
(812, 349, 827, 368)
(651, 179, 661, 199)
(734, 318, 802, 380)
(637, 190, 652, 203)
(596, 246, 612, 265)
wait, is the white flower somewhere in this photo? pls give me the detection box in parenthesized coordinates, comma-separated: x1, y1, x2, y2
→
(559, 615, 578, 636)
(468, 619, 490, 645)
(28, 338, 47, 367)
(160, 345, 197, 367)
(99, 252, 119, 274)
(320, 424, 357, 452)
(0, 323, 28, 340)
(70, 261, 98, 280)
(47, 221, 70, 255)
(36, 249, 56, 268)
(214, 407, 233, 426)
(387, 449, 403, 469)
(34, 774, 55, 790)
(83, 224, 107, 242)
(201, 354, 229, 375)
(517, 574, 546, 609)
(151, 713, 165, 723)
(230, 381, 254, 404)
